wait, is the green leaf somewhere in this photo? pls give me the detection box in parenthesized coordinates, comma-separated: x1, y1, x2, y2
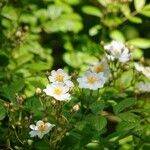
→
(28, 62, 51, 72)
(90, 100, 105, 114)
(0, 101, 6, 120)
(131, 48, 143, 59)
(2, 80, 25, 102)
(87, 115, 107, 131)
(82, 6, 102, 17)
(121, 5, 131, 17)
(110, 30, 125, 42)
(43, 13, 83, 33)
(115, 70, 133, 89)
(24, 96, 43, 117)
(93, 116, 107, 131)
(89, 25, 102, 36)
(140, 4, 150, 17)
(113, 98, 136, 114)
(128, 38, 150, 49)
(128, 16, 142, 24)
(118, 112, 139, 122)
(117, 121, 138, 131)
(134, 0, 145, 12)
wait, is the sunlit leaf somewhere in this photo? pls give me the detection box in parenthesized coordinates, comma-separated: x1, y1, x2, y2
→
(134, 0, 145, 12)
(128, 38, 150, 49)
(82, 6, 102, 17)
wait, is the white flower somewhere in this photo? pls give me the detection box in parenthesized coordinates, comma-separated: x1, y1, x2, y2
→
(136, 82, 150, 93)
(77, 71, 106, 90)
(134, 63, 144, 72)
(43, 83, 71, 101)
(29, 120, 55, 139)
(142, 67, 150, 78)
(91, 58, 110, 78)
(48, 69, 74, 87)
(104, 40, 130, 63)
(134, 63, 150, 79)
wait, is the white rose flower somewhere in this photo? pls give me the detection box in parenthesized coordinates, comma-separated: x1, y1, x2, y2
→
(91, 58, 110, 78)
(48, 69, 74, 88)
(43, 83, 71, 101)
(77, 71, 106, 90)
(104, 40, 130, 63)
(134, 63, 150, 79)
(29, 120, 55, 139)
(136, 82, 150, 93)
(142, 67, 150, 78)
(134, 63, 144, 72)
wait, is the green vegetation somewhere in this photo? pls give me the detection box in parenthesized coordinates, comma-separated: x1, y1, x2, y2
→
(0, 0, 150, 149)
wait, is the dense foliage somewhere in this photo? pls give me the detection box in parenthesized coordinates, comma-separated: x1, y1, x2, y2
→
(0, 0, 150, 149)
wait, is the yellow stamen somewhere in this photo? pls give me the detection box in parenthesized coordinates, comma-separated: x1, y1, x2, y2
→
(54, 88, 62, 95)
(56, 74, 64, 82)
(94, 65, 104, 73)
(87, 76, 97, 84)
(38, 124, 48, 132)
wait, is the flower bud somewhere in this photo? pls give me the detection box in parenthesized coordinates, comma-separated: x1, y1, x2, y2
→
(15, 31, 22, 38)
(35, 88, 42, 95)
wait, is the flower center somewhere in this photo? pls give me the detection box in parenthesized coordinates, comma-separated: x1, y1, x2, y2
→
(56, 74, 64, 82)
(38, 124, 47, 132)
(94, 65, 104, 73)
(54, 88, 62, 95)
(87, 76, 97, 84)
(113, 49, 121, 57)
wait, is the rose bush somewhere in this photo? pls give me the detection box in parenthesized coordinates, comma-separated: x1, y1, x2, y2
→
(0, 0, 150, 149)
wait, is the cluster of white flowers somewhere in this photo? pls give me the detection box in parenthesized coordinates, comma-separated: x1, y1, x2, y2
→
(29, 120, 55, 139)
(43, 69, 73, 101)
(77, 59, 109, 90)
(104, 40, 130, 63)
(30, 40, 150, 140)
(134, 63, 150, 79)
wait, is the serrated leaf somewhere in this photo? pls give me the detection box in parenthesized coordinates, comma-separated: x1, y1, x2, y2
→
(82, 6, 102, 17)
(117, 121, 138, 131)
(87, 115, 107, 131)
(118, 112, 139, 122)
(113, 98, 136, 114)
(90, 100, 105, 114)
(134, 0, 145, 12)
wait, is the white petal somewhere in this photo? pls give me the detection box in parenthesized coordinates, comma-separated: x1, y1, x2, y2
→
(62, 85, 70, 93)
(29, 131, 38, 137)
(51, 70, 56, 76)
(61, 93, 71, 100)
(30, 124, 36, 130)
(48, 76, 55, 82)
(64, 80, 74, 87)
(37, 132, 45, 139)
(36, 120, 44, 126)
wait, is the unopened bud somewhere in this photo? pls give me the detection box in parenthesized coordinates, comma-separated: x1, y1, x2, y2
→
(16, 95, 24, 104)
(43, 117, 48, 122)
(15, 31, 22, 38)
(24, 116, 28, 120)
(23, 26, 29, 32)
(35, 88, 42, 95)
